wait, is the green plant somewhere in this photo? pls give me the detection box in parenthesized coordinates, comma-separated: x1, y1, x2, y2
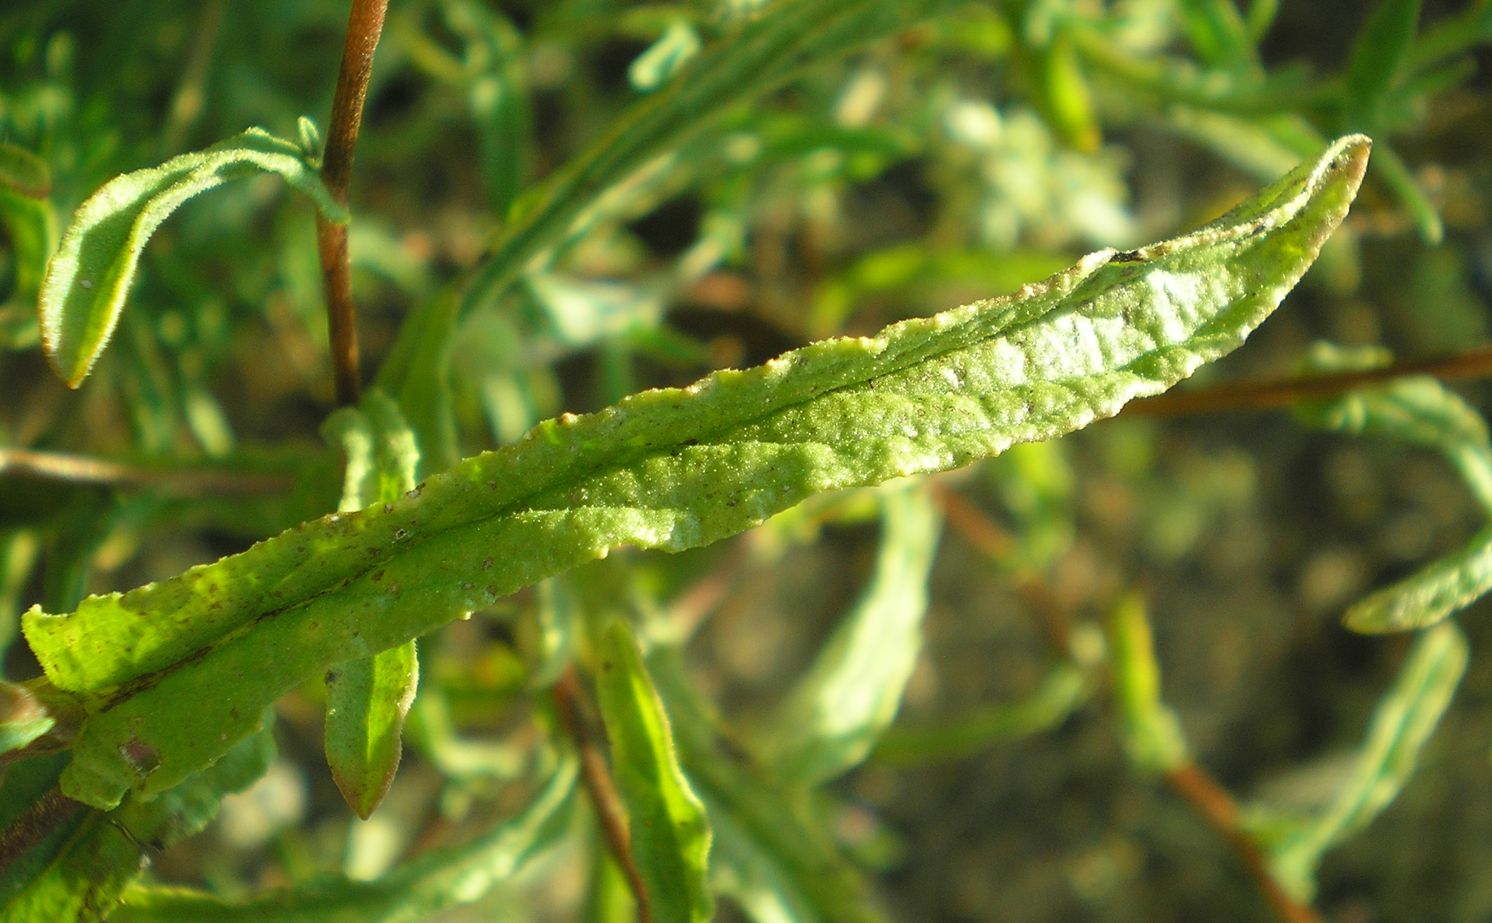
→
(2, 2, 1491, 921)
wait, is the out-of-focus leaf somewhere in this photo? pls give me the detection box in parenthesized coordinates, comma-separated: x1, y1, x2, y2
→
(0, 722, 275, 923)
(21, 136, 1367, 810)
(113, 760, 578, 923)
(1178, 0, 1259, 69)
(1345, 0, 1422, 127)
(322, 391, 422, 818)
(0, 142, 56, 321)
(459, 0, 974, 316)
(647, 646, 885, 923)
(630, 21, 702, 92)
(1266, 621, 1467, 899)
(873, 661, 1090, 765)
(762, 485, 941, 783)
(1296, 343, 1492, 631)
(1106, 591, 1188, 773)
(1031, 28, 1100, 152)
(594, 619, 713, 923)
(0, 679, 56, 755)
(39, 127, 347, 388)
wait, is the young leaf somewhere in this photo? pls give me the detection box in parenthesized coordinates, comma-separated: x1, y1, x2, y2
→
(1267, 621, 1467, 899)
(322, 391, 422, 818)
(762, 485, 941, 783)
(112, 759, 578, 923)
(39, 127, 348, 388)
(593, 620, 713, 923)
(23, 135, 1368, 810)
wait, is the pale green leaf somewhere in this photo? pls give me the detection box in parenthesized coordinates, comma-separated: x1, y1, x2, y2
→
(322, 391, 422, 818)
(112, 760, 577, 923)
(1296, 343, 1492, 631)
(1267, 621, 1466, 899)
(762, 484, 941, 783)
(39, 127, 347, 388)
(1345, 526, 1492, 634)
(629, 21, 702, 92)
(22, 136, 1368, 810)
(594, 620, 713, 923)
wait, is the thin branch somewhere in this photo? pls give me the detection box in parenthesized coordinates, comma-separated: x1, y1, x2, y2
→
(1125, 344, 1492, 418)
(1165, 762, 1323, 923)
(552, 668, 653, 923)
(0, 447, 294, 495)
(318, 0, 389, 406)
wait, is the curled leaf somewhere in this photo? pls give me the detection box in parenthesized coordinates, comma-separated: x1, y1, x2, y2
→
(39, 127, 346, 387)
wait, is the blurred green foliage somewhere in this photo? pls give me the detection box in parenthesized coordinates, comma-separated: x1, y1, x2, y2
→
(2, 1, 1492, 921)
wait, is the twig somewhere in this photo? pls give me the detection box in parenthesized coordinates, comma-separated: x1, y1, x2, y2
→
(1125, 343, 1492, 418)
(552, 668, 652, 923)
(931, 482, 1074, 656)
(317, 0, 389, 406)
(0, 447, 294, 495)
(1165, 762, 1323, 923)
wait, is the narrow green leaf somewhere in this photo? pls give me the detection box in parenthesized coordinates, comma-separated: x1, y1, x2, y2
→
(1295, 344, 1492, 631)
(647, 646, 884, 923)
(763, 485, 941, 783)
(322, 391, 422, 818)
(458, 0, 971, 316)
(0, 722, 275, 923)
(1106, 591, 1189, 773)
(0, 142, 57, 316)
(1178, 0, 1260, 69)
(373, 293, 462, 476)
(629, 21, 702, 92)
(39, 127, 347, 388)
(873, 661, 1090, 765)
(0, 143, 51, 200)
(1345, 0, 1422, 128)
(23, 136, 1368, 810)
(113, 759, 577, 923)
(594, 620, 713, 923)
(1345, 526, 1492, 634)
(1268, 621, 1467, 899)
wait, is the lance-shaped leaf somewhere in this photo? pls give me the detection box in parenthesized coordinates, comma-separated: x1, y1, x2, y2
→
(594, 620, 713, 923)
(23, 135, 1368, 810)
(0, 142, 56, 310)
(322, 391, 422, 818)
(761, 484, 941, 784)
(1266, 621, 1467, 899)
(1295, 344, 1492, 632)
(111, 759, 577, 923)
(39, 127, 347, 388)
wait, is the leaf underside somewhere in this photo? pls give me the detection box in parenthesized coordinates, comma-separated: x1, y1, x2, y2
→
(22, 135, 1369, 810)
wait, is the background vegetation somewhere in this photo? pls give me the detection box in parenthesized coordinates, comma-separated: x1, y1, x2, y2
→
(2, 1, 1491, 920)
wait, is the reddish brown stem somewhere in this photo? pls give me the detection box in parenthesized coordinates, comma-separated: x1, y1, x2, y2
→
(1165, 763, 1323, 923)
(1126, 344, 1492, 418)
(317, 0, 388, 406)
(553, 669, 653, 923)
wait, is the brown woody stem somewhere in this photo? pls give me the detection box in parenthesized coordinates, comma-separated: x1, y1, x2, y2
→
(553, 668, 653, 923)
(318, 0, 389, 406)
(1126, 344, 1492, 418)
(1165, 763, 1323, 923)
